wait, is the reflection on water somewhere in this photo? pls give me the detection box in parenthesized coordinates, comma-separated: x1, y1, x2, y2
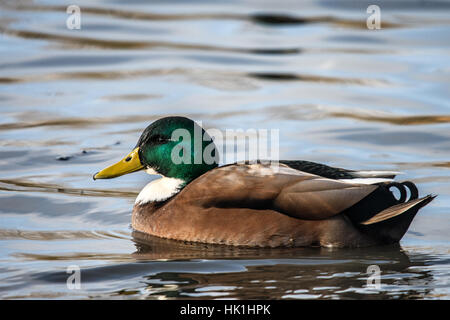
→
(3, 233, 449, 299)
(0, 0, 449, 299)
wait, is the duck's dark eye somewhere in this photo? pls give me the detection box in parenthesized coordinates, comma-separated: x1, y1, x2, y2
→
(150, 135, 169, 145)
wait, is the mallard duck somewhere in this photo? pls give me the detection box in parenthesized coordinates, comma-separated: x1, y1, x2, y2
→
(93, 116, 434, 248)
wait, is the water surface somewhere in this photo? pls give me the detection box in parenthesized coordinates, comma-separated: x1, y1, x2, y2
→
(0, 0, 449, 299)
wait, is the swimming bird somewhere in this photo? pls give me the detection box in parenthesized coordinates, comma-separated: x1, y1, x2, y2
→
(93, 116, 434, 248)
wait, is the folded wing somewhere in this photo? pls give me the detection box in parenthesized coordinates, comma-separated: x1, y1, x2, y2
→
(178, 163, 378, 220)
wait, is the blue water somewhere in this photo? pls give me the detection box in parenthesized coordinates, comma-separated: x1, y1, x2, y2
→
(0, 0, 449, 299)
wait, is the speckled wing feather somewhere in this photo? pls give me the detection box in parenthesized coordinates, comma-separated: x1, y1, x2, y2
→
(175, 163, 378, 220)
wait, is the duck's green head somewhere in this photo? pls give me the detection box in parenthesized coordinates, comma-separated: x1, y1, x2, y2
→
(93, 116, 219, 184)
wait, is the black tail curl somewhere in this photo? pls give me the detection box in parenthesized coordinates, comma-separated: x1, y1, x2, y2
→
(386, 181, 418, 203)
(343, 181, 419, 224)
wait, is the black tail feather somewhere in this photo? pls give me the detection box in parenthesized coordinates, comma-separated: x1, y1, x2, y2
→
(358, 195, 435, 244)
(344, 181, 419, 224)
(402, 181, 418, 200)
(388, 182, 407, 203)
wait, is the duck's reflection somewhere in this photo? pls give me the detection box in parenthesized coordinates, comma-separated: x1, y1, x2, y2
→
(131, 231, 437, 299)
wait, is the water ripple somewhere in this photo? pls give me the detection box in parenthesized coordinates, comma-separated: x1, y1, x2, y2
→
(0, 179, 138, 198)
(2, 3, 403, 29)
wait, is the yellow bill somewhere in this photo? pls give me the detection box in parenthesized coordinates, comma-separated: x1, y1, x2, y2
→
(93, 147, 144, 180)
